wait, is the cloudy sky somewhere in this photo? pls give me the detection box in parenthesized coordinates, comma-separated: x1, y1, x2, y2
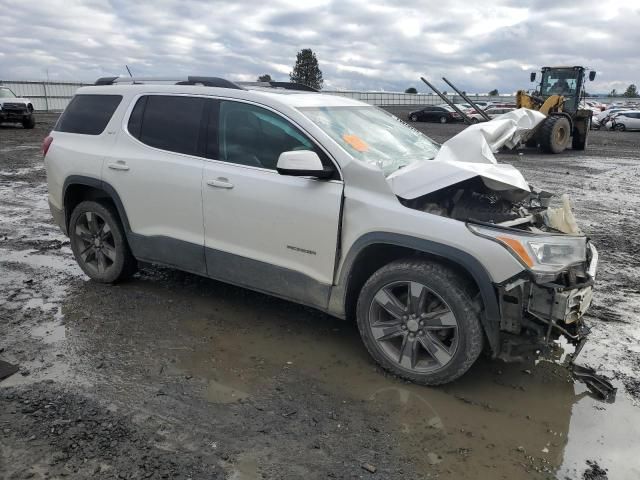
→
(1, 0, 638, 93)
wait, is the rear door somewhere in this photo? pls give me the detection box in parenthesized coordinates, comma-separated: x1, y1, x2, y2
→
(103, 94, 208, 273)
(201, 99, 343, 308)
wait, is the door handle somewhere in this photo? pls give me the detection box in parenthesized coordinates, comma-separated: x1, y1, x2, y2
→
(107, 161, 130, 171)
(206, 178, 234, 189)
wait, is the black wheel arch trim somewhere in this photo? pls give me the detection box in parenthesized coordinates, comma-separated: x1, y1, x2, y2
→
(331, 232, 502, 353)
(62, 175, 132, 234)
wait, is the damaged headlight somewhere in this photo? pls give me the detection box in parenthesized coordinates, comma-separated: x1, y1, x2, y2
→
(468, 224, 587, 274)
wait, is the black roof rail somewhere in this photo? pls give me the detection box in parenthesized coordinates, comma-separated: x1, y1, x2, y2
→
(93, 76, 245, 90)
(179, 76, 244, 89)
(237, 81, 318, 92)
(269, 82, 318, 92)
(95, 76, 119, 85)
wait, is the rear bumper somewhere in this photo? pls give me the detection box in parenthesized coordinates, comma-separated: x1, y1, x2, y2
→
(49, 200, 67, 235)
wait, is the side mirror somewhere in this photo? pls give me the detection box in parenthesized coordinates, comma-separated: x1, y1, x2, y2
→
(276, 150, 333, 179)
(589, 71, 596, 81)
(530, 72, 536, 82)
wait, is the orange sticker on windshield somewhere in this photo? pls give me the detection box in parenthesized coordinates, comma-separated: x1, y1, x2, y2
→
(343, 134, 369, 152)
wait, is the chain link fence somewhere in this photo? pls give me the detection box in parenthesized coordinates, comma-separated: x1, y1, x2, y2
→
(0, 80, 620, 112)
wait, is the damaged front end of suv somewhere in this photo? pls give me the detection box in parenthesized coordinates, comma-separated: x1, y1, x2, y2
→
(389, 109, 597, 364)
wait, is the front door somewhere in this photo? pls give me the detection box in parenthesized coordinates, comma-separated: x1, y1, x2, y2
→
(201, 99, 343, 308)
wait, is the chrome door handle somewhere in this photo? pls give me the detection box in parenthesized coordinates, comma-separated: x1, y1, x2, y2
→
(206, 178, 234, 189)
(107, 161, 130, 171)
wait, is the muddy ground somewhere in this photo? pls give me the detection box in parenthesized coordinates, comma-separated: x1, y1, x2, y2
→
(1, 112, 640, 480)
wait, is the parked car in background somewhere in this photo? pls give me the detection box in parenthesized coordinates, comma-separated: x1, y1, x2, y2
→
(611, 111, 640, 131)
(408, 105, 461, 123)
(594, 108, 630, 129)
(468, 107, 515, 123)
(0, 86, 36, 129)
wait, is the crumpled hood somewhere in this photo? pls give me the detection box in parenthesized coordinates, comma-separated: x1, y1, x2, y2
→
(388, 108, 547, 199)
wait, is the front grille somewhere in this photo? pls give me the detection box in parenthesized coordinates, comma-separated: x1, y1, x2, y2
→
(1, 103, 27, 112)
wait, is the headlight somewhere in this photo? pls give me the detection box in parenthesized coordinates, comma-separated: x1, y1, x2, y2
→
(468, 224, 587, 274)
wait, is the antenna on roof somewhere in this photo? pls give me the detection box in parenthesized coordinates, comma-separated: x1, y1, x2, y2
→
(125, 65, 133, 78)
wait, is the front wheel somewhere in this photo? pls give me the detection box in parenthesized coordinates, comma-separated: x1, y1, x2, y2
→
(439, 116, 448, 124)
(410, 114, 418, 122)
(69, 200, 137, 283)
(22, 115, 35, 129)
(356, 260, 483, 385)
(614, 124, 626, 131)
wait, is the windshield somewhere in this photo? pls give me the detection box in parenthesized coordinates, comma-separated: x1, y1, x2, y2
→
(0, 88, 17, 98)
(540, 70, 578, 96)
(299, 106, 440, 176)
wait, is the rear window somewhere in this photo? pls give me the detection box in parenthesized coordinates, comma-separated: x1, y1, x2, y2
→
(55, 94, 122, 135)
(127, 95, 206, 156)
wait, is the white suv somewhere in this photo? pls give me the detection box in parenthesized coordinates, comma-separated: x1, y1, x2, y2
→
(44, 77, 597, 385)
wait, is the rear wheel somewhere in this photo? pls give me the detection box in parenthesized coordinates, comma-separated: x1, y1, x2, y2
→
(69, 200, 137, 283)
(540, 116, 571, 153)
(356, 260, 483, 385)
(410, 114, 418, 122)
(439, 116, 448, 124)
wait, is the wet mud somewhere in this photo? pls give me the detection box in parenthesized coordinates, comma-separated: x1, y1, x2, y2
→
(2, 114, 640, 479)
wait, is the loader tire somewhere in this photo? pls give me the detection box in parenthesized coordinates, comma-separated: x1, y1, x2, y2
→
(540, 116, 571, 154)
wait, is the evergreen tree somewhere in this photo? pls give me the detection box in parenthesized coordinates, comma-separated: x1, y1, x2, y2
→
(257, 74, 272, 82)
(623, 84, 638, 98)
(405, 87, 417, 94)
(488, 89, 499, 96)
(290, 49, 323, 90)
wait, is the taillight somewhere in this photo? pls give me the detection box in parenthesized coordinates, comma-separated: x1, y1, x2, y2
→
(42, 136, 53, 157)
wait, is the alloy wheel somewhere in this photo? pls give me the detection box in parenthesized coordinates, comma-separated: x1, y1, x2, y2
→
(73, 211, 116, 274)
(368, 281, 459, 372)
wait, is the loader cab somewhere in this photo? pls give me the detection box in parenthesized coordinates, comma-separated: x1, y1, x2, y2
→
(534, 66, 589, 114)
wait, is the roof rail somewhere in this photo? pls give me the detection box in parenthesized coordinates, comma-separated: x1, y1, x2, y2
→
(237, 81, 318, 92)
(93, 76, 244, 90)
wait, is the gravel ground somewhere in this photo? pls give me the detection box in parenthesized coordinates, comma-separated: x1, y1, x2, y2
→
(1, 112, 640, 479)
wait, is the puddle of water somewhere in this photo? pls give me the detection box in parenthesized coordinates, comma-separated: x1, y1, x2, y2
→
(227, 452, 260, 480)
(0, 248, 82, 276)
(155, 283, 579, 478)
(60, 274, 640, 479)
(557, 383, 640, 480)
(205, 379, 249, 404)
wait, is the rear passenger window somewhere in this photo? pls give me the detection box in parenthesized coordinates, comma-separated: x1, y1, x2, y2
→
(55, 95, 122, 135)
(128, 95, 206, 156)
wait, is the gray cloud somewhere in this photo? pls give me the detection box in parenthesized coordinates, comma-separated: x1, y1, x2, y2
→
(0, 0, 638, 93)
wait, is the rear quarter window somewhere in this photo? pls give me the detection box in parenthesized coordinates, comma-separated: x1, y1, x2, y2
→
(127, 95, 206, 156)
(54, 94, 122, 135)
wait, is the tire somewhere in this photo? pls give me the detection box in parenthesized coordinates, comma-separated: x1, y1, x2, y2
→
(614, 124, 626, 132)
(410, 114, 418, 122)
(439, 116, 448, 124)
(356, 259, 483, 385)
(572, 120, 589, 150)
(69, 200, 137, 283)
(22, 115, 35, 129)
(540, 116, 571, 153)
(471, 118, 479, 124)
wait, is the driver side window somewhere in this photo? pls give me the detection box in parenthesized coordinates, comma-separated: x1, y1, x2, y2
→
(218, 100, 330, 171)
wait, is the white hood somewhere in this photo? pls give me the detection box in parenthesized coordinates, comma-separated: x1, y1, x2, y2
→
(388, 108, 547, 199)
(0, 97, 30, 106)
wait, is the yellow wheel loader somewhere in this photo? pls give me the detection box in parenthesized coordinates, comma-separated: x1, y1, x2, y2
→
(517, 66, 596, 153)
